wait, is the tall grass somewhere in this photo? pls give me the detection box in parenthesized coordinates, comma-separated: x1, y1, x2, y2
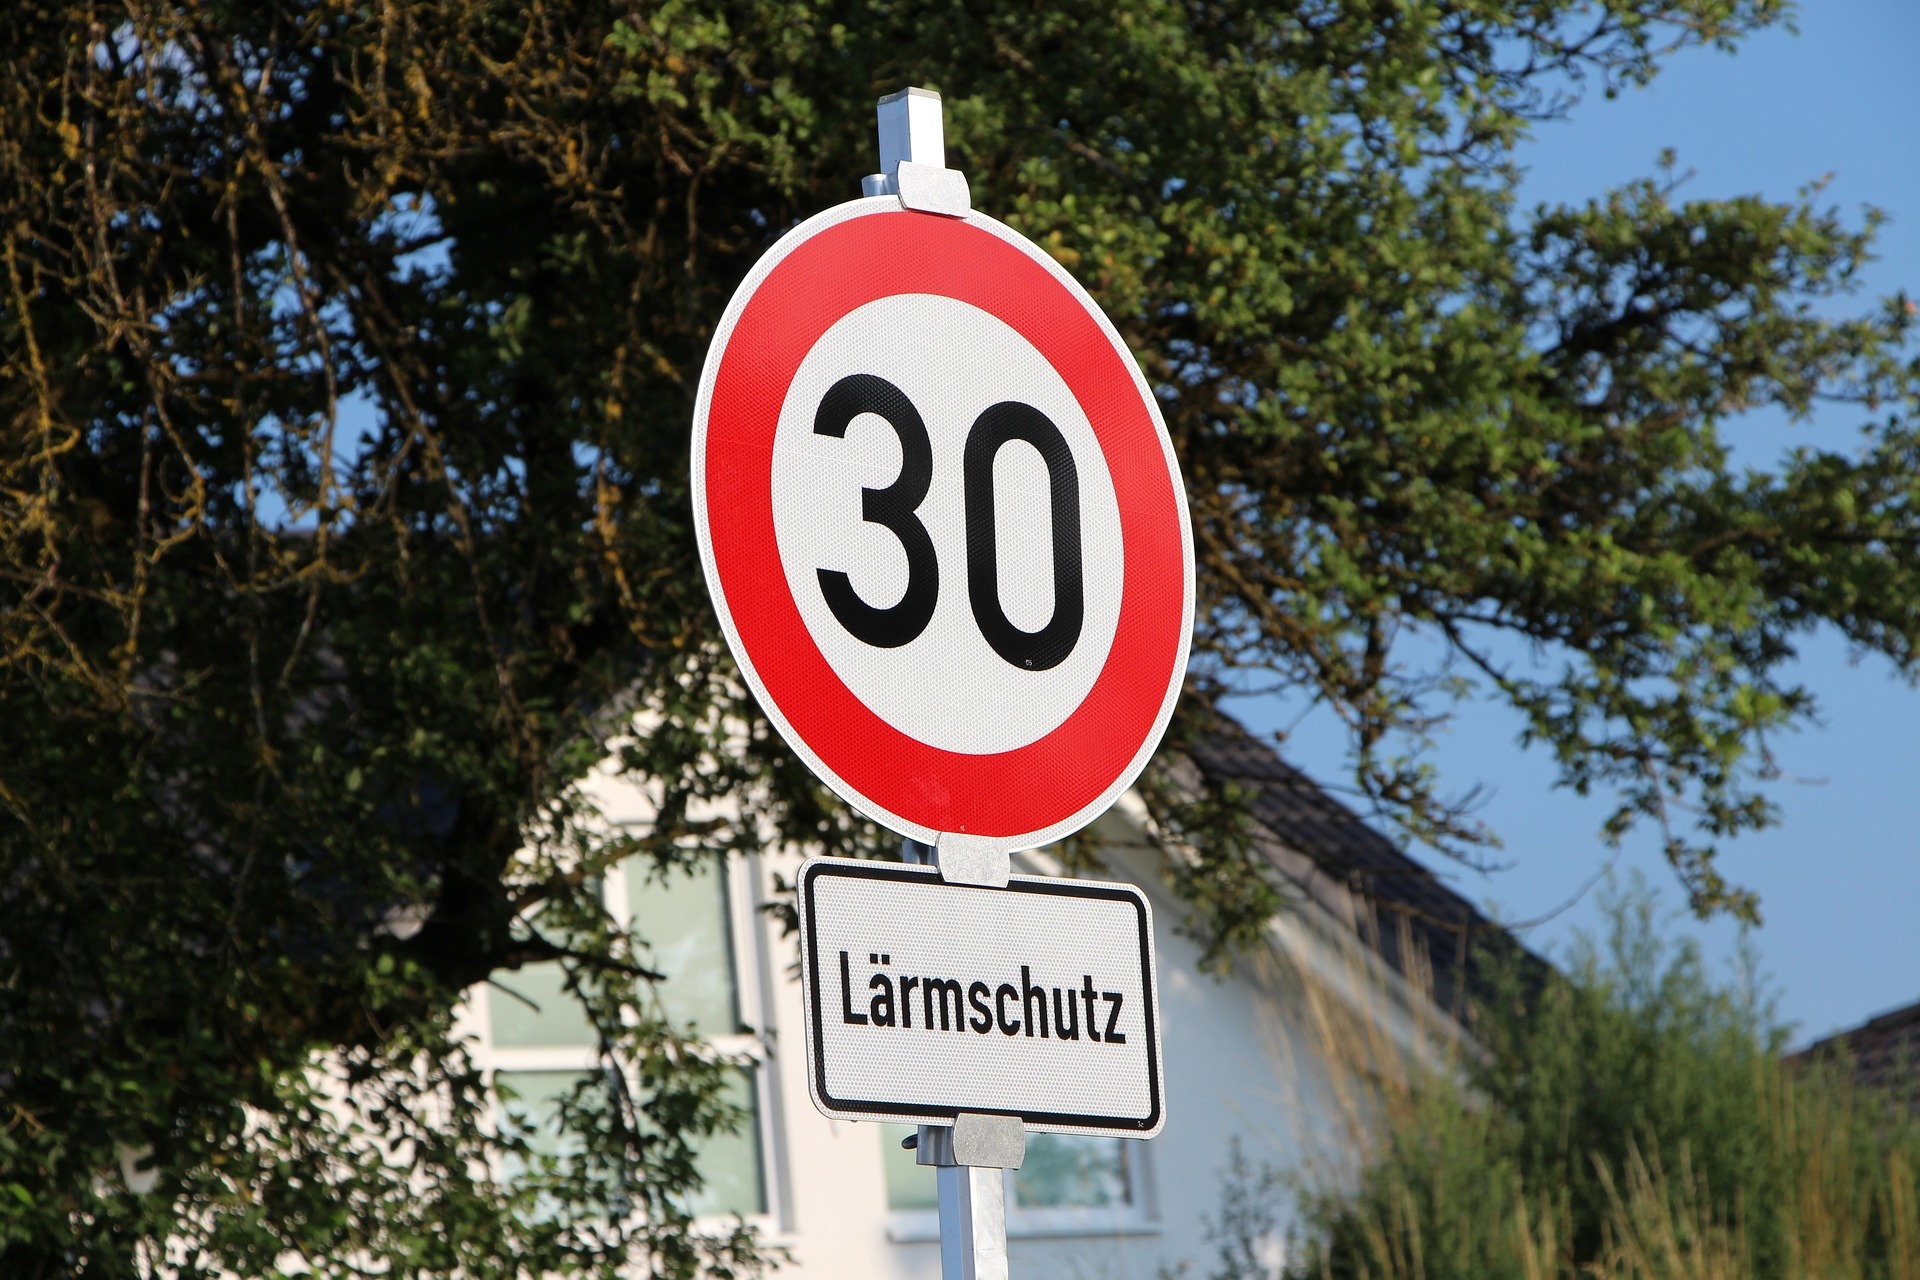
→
(1276, 887, 1920, 1280)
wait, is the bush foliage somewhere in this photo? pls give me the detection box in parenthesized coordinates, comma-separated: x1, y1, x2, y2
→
(1284, 891, 1920, 1280)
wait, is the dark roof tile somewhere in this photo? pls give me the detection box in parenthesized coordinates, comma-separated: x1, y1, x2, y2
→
(1187, 713, 1543, 1018)
(1791, 999, 1920, 1107)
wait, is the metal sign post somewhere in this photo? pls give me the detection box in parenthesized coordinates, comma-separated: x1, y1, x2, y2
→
(905, 837, 1022, 1280)
(922, 1114, 1024, 1280)
(690, 82, 1192, 1280)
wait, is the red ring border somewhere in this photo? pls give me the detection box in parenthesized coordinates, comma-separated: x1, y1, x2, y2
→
(700, 205, 1189, 840)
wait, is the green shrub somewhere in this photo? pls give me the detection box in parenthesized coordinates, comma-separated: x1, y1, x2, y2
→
(1283, 887, 1920, 1280)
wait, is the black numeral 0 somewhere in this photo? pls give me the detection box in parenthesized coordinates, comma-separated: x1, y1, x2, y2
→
(812, 375, 1085, 671)
(964, 401, 1083, 671)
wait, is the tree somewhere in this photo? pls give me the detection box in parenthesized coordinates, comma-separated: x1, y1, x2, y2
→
(3, 0, 1915, 1272)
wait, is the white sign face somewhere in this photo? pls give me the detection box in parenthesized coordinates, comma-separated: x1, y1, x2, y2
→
(693, 200, 1194, 853)
(769, 292, 1128, 756)
(795, 857, 1165, 1138)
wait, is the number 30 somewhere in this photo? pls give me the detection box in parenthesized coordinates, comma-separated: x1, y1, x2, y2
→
(812, 374, 1085, 672)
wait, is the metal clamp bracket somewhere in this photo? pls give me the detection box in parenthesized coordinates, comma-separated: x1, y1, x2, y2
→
(904, 834, 1012, 888)
(861, 87, 972, 217)
(935, 832, 1011, 887)
(914, 1113, 1028, 1170)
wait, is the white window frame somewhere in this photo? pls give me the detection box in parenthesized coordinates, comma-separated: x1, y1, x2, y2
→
(466, 848, 786, 1234)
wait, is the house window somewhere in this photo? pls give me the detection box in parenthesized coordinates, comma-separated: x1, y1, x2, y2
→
(880, 1125, 1155, 1239)
(691, 1066, 767, 1219)
(477, 854, 773, 1222)
(1012, 1133, 1132, 1211)
(626, 856, 738, 1034)
(880, 1124, 940, 1213)
(490, 961, 595, 1048)
(496, 1068, 599, 1160)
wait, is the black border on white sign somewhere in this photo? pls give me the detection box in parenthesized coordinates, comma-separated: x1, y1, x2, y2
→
(797, 858, 1164, 1137)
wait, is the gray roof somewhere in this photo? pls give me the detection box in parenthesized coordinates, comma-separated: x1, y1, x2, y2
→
(1791, 999, 1920, 1109)
(1186, 714, 1542, 1019)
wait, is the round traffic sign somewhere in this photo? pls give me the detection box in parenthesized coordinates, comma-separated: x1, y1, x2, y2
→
(692, 198, 1193, 852)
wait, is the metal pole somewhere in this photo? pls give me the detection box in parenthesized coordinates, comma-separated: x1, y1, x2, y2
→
(886, 90, 1014, 1280)
(937, 1165, 1010, 1280)
(904, 835, 1019, 1280)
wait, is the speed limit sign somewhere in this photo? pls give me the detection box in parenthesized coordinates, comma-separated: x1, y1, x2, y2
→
(692, 199, 1194, 853)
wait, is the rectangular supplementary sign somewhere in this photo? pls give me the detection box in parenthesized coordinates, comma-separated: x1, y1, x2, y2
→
(795, 857, 1164, 1138)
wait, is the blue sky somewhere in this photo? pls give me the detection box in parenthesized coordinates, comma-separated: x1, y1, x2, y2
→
(1236, 1, 1920, 1046)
